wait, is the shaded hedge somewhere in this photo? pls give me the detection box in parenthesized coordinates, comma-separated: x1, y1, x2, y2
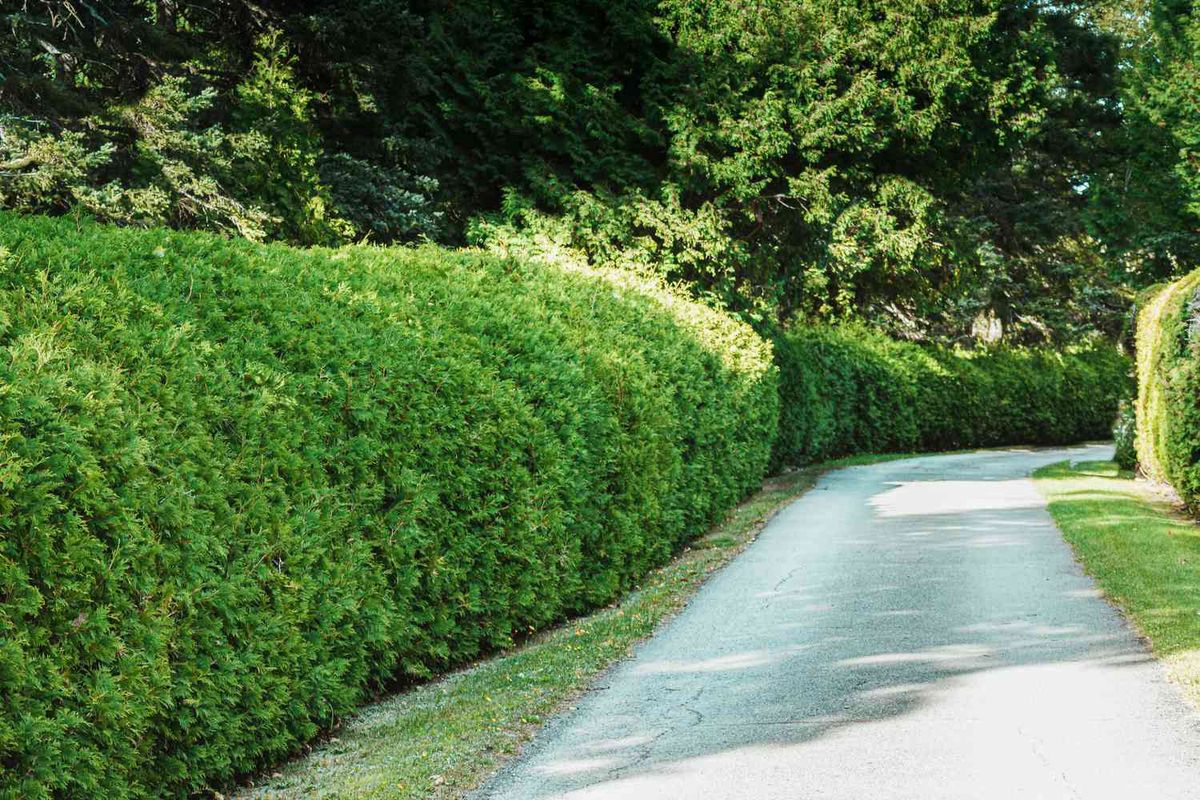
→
(0, 213, 778, 799)
(1135, 273, 1200, 506)
(772, 326, 1130, 469)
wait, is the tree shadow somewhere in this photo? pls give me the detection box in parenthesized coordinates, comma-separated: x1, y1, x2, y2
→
(476, 448, 1200, 798)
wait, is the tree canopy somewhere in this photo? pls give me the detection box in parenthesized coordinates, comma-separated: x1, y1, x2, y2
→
(1, 0, 1196, 341)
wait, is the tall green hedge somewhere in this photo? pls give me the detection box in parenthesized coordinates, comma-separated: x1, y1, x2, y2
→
(0, 213, 778, 799)
(0, 212, 1129, 799)
(1135, 272, 1200, 507)
(771, 325, 1130, 469)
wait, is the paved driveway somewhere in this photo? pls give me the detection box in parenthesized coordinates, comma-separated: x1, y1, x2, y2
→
(475, 445, 1200, 799)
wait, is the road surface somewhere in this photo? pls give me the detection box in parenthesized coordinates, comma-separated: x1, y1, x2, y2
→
(474, 445, 1200, 799)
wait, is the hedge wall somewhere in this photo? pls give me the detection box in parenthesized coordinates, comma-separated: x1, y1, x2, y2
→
(771, 325, 1130, 469)
(1135, 272, 1200, 506)
(0, 213, 778, 798)
(0, 212, 1130, 799)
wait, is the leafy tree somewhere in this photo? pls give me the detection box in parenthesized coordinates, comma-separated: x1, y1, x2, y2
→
(0, 0, 1154, 340)
(465, 0, 1125, 339)
(1087, 0, 1200, 282)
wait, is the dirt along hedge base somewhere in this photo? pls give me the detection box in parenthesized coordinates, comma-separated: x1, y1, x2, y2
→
(0, 213, 777, 799)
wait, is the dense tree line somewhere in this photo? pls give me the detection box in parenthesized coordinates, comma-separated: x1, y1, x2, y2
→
(1, 0, 1196, 341)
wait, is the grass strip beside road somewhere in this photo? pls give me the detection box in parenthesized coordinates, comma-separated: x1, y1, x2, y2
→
(1036, 460, 1200, 707)
(233, 453, 907, 799)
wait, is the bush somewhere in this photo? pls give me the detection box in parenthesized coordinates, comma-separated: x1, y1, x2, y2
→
(1113, 401, 1138, 471)
(1135, 272, 1200, 506)
(0, 213, 777, 799)
(771, 325, 1131, 469)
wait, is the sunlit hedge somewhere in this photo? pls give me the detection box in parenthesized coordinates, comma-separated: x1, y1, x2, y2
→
(1136, 273, 1200, 506)
(0, 211, 1130, 799)
(772, 325, 1130, 468)
(0, 213, 777, 798)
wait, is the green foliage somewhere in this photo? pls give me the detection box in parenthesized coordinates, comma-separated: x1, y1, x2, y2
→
(0, 5, 359, 244)
(1113, 400, 1138, 471)
(771, 325, 1131, 468)
(455, 0, 1125, 336)
(1137, 2, 1200, 223)
(0, 212, 777, 799)
(318, 152, 444, 243)
(467, 186, 762, 315)
(1087, 0, 1200, 282)
(0, 0, 1134, 340)
(0, 79, 272, 239)
(228, 31, 350, 245)
(1134, 268, 1200, 506)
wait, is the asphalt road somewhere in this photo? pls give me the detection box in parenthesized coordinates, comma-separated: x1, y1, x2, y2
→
(474, 445, 1200, 799)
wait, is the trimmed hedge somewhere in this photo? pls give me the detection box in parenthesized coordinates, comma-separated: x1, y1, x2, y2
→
(771, 325, 1130, 469)
(0, 213, 778, 798)
(0, 212, 1130, 799)
(1135, 273, 1200, 506)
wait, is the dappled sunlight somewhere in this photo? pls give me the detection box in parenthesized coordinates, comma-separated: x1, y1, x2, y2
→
(498, 564, 1154, 799)
(869, 479, 1045, 517)
(479, 449, 1200, 800)
(633, 651, 779, 675)
(533, 756, 624, 777)
(838, 643, 995, 669)
(857, 681, 927, 699)
(577, 735, 661, 754)
(956, 621, 1086, 637)
(925, 533, 1030, 549)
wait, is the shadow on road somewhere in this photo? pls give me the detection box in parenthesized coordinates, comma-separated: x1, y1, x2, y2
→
(475, 447, 1200, 799)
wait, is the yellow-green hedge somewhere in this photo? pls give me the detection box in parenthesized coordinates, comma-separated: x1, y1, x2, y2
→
(0, 214, 778, 798)
(1135, 272, 1200, 505)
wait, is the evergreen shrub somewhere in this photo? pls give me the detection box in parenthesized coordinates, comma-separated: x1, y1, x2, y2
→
(1136, 272, 1200, 506)
(772, 325, 1130, 469)
(0, 213, 777, 798)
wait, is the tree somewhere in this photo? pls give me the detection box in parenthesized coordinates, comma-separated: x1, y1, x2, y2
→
(1087, 0, 1200, 283)
(0, 0, 1140, 341)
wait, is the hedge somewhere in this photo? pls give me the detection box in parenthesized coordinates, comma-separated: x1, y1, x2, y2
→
(0, 212, 1130, 799)
(1135, 272, 1200, 507)
(771, 325, 1130, 469)
(0, 213, 778, 798)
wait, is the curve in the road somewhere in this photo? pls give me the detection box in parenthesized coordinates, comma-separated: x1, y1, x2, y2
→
(474, 445, 1200, 800)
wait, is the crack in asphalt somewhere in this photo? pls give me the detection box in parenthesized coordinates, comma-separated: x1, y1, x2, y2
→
(1017, 724, 1082, 800)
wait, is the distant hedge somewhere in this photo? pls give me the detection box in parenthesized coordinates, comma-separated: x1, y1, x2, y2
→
(771, 325, 1130, 469)
(1136, 273, 1200, 507)
(0, 214, 778, 798)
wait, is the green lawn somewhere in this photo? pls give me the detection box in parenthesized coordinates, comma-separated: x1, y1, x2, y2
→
(231, 453, 908, 799)
(1036, 460, 1200, 706)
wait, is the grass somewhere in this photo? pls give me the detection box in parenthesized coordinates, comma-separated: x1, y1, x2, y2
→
(1035, 460, 1200, 706)
(229, 452, 908, 799)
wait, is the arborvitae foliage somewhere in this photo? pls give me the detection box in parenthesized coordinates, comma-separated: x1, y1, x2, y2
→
(0, 212, 777, 798)
(771, 325, 1131, 469)
(1135, 269, 1200, 507)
